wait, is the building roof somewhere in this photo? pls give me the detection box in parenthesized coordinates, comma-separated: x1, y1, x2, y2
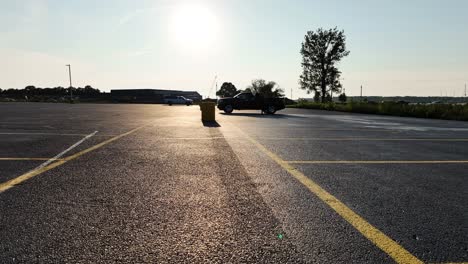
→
(110, 89, 202, 100)
(111, 88, 199, 94)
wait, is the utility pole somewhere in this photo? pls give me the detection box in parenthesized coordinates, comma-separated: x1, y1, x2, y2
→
(209, 75, 217, 99)
(291, 88, 293, 100)
(360, 85, 363, 101)
(465, 83, 467, 97)
(66, 64, 72, 102)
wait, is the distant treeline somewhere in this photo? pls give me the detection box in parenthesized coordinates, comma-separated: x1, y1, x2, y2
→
(346, 96, 468, 104)
(0, 85, 110, 103)
(0, 85, 102, 98)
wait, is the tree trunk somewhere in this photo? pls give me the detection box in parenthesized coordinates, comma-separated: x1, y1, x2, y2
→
(320, 81, 327, 103)
(320, 65, 327, 103)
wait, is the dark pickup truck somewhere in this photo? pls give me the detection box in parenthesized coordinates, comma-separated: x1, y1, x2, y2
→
(217, 92, 285, 114)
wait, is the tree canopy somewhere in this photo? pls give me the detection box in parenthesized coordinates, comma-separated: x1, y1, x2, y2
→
(216, 82, 238, 97)
(300, 27, 350, 102)
(246, 79, 284, 98)
(338, 93, 347, 103)
(0, 85, 101, 98)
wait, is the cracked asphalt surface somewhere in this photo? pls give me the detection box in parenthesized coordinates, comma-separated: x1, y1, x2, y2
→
(0, 102, 467, 263)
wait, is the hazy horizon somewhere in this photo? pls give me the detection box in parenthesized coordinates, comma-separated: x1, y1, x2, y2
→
(1, 0, 467, 98)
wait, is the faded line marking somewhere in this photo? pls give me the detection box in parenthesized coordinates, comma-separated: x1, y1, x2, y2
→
(0, 131, 97, 193)
(0, 158, 64, 161)
(61, 125, 146, 162)
(0, 132, 89, 136)
(35, 131, 98, 170)
(228, 123, 422, 264)
(260, 137, 468, 141)
(0, 132, 116, 137)
(286, 160, 468, 164)
(0, 125, 146, 193)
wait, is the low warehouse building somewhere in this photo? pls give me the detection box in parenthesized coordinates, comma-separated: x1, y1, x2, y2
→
(111, 89, 202, 103)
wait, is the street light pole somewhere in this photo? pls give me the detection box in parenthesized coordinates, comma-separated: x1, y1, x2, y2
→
(66, 64, 72, 102)
(360, 85, 363, 101)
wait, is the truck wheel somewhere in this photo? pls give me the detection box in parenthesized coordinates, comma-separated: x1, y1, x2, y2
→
(266, 105, 276, 114)
(168, 101, 172, 106)
(224, 105, 233, 114)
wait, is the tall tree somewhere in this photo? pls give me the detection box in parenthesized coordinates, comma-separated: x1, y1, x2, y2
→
(216, 82, 238, 97)
(246, 79, 284, 98)
(300, 27, 350, 102)
(24, 85, 37, 95)
(338, 93, 347, 103)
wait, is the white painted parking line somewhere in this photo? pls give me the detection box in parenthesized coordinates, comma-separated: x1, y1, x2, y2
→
(0, 132, 90, 136)
(30, 131, 98, 172)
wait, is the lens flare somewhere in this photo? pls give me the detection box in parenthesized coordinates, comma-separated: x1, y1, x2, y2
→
(170, 3, 219, 50)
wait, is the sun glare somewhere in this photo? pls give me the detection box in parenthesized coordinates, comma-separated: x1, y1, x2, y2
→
(170, 4, 219, 50)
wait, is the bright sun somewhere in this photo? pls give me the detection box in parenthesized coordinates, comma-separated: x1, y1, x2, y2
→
(170, 4, 219, 50)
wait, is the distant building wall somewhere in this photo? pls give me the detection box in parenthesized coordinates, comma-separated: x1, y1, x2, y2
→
(111, 89, 202, 103)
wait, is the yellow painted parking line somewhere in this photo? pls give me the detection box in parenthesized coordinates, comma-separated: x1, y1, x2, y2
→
(0, 158, 64, 161)
(286, 160, 468, 164)
(241, 127, 400, 132)
(0, 124, 148, 193)
(233, 127, 423, 263)
(303, 128, 398, 131)
(261, 137, 468, 141)
(155, 137, 228, 140)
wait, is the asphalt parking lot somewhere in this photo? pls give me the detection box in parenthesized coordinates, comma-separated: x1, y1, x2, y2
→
(0, 102, 467, 263)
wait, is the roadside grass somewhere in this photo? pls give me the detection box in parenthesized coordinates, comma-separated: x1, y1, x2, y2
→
(287, 101, 468, 121)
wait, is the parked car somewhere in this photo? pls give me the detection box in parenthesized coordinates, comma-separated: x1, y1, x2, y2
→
(217, 92, 285, 114)
(164, 96, 193, 106)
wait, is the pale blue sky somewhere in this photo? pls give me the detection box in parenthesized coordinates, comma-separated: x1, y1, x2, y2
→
(1, 0, 467, 98)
